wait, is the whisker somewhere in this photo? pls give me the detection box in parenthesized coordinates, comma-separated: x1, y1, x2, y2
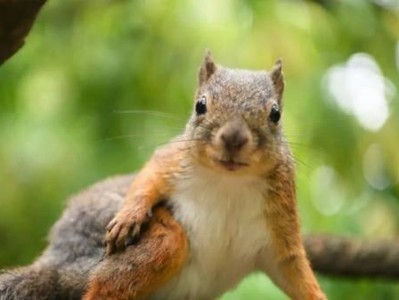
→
(293, 156, 313, 171)
(98, 132, 176, 142)
(165, 138, 206, 145)
(137, 138, 205, 152)
(146, 138, 206, 150)
(113, 109, 184, 121)
(283, 133, 307, 138)
(285, 142, 319, 151)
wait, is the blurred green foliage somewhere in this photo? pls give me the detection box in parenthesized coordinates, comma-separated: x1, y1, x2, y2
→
(1, 0, 399, 299)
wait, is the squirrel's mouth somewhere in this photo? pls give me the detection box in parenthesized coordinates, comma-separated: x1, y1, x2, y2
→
(218, 159, 249, 171)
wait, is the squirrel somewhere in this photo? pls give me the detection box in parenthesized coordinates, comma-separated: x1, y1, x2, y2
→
(86, 51, 327, 300)
(0, 51, 326, 300)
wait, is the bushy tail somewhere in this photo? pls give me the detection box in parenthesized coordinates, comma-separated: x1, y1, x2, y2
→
(0, 175, 131, 300)
(0, 262, 85, 300)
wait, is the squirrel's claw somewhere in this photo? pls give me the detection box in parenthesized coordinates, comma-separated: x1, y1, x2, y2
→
(105, 207, 153, 256)
(106, 218, 117, 232)
(106, 237, 116, 255)
(124, 229, 141, 248)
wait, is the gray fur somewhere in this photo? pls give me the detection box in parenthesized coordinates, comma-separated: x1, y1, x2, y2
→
(0, 174, 133, 300)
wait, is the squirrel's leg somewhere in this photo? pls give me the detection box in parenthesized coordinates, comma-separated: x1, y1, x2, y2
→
(105, 145, 183, 255)
(258, 242, 325, 300)
(84, 206, 188, 300)
(258, 165, 326, 300)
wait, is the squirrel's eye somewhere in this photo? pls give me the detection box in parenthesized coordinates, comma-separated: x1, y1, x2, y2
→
(196, 96, 207, 115)
(269, 104, 280, 124)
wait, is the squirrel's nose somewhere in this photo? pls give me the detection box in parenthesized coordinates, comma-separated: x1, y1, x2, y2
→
(220, 130, 248, 153)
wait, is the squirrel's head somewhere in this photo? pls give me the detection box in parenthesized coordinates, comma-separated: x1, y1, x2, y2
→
(185, 50, 286, 176)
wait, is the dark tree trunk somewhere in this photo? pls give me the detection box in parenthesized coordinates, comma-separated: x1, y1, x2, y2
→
(0, 0, 47, 65)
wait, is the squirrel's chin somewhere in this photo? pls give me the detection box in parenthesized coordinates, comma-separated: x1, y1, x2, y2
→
(216, 159, 249, 172)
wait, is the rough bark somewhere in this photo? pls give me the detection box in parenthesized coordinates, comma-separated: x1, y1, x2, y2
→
(305, 234, 399, 279)
(0, 0, 47, 66)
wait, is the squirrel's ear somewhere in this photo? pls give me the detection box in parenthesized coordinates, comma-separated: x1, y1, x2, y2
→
(198, 49, 217, 85)
(270, 58, 284, 102)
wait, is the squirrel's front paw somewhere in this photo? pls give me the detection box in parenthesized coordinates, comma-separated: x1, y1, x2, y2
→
(105, 205, 152, 255)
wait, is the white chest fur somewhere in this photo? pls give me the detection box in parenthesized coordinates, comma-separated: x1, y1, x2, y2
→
(151, 167, 270, 300)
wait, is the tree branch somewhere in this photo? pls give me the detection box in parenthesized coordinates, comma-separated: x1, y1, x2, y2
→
(305, 234, 399, 279)
(0, 0, 47, 65)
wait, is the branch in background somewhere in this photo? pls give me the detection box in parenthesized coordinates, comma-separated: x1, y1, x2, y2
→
(0, 0, 47, 65)
(305, 234, 399, 279)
